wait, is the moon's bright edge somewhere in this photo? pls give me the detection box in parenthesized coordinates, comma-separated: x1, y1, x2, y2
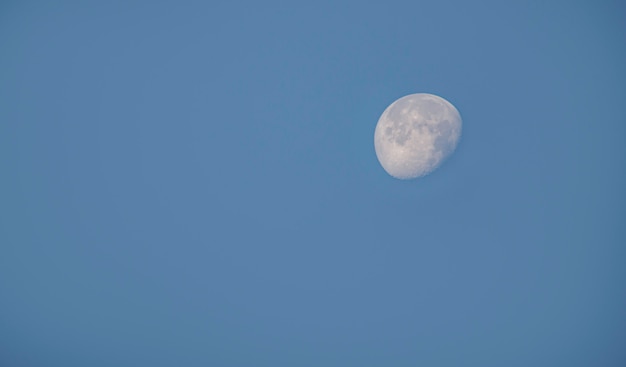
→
(374, 93, 462, 179)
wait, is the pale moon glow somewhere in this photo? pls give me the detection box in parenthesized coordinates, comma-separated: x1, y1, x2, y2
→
(374, 93, 462, 179)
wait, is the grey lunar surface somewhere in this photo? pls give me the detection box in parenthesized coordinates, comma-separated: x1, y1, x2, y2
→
(374, 93, 462, 179)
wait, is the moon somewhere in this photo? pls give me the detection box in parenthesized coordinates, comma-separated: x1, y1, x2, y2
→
(374, 93, 462, 179)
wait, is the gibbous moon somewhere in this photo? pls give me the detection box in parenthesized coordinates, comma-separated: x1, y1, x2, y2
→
(374, 93, 462, 179)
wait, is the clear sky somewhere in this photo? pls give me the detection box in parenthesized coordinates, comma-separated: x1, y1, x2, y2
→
(1, 1, 625, 366)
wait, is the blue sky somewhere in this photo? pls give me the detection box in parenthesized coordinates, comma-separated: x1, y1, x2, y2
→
(1, 1, 625, 366)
